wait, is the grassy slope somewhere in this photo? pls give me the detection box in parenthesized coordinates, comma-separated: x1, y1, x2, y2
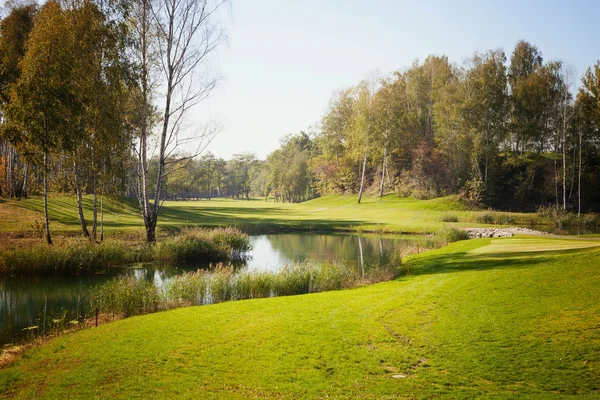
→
(1, 237, 599, 399)
(0, 194, 538, 235)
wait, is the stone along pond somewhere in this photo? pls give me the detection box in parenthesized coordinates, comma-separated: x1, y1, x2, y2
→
(0, 233, 419, 346)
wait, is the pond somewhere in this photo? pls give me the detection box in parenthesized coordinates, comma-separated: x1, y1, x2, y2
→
(0, 233, 419, 346)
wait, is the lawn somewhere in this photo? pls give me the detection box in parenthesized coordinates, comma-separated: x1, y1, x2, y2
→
(1, 236, 598, 398)
(0, 194, 542, 236)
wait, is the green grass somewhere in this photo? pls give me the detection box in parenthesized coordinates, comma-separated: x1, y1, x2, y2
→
(0, 194, 548, 237)
(1, 236, 599, 398)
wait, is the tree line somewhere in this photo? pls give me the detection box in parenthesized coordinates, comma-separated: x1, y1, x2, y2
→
(162, 41, 600, 214)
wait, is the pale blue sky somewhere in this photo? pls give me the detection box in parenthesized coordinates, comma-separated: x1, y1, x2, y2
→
(201, 0, 599, 159)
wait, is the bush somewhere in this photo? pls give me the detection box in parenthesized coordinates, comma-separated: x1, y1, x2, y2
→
(476, 212, 495, 224)
(581, 212, 600, 227)
(437, 227, 469, 245)
(439, 213, 459, 222)
(494, 213, 516, 225)
(154, 227, 250, 263)
(536, 205, 576, 228)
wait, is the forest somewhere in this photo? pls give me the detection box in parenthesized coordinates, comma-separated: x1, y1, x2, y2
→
(1, 1, 600, 244)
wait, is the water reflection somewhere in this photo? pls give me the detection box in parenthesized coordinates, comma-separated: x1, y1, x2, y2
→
(245, 233, 409, 271)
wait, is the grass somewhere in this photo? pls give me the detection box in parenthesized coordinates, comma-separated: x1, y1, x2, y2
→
(90, 258, 399, 318)
(0, 228, 250, 276)
(1, 236, 599, 398)
(0, 194, 552, 238)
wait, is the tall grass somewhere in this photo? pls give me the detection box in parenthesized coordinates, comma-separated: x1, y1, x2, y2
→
(439, 213, 459, 222)
(154, 227, 250, 263)
(0, 228, 250, 276)
(0, 240, 150, 276)
(537, 205, 600, 228)
(469, 211, 518, 225)
(90, 254, 402, 318)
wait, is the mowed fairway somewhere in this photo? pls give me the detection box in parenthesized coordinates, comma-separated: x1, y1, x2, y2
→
(0, 194, 539, 235)
(1, 237, 599, 399)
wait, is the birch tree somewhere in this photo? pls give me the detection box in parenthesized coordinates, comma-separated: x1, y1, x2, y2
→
(134, 0, 226, 242)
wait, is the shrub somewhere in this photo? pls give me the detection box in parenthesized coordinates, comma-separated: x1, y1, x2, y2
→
(439, 213, 459, 223)
(536, 205, 576, 228)
(581, 212, 600, 227)
(154, 227, 250, 263)
(438, 227, 469, 244)
(494, 213, 516, 225)
(476, 212, 495, 225)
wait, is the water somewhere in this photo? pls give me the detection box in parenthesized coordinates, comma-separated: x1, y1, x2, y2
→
(0, 233, 417, 346)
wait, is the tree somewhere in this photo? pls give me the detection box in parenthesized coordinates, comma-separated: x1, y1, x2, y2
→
(354, 80, 377, 204)
(0, 2, 36, 199)
(576, 61, 600, 214)
(7, 1, 78, 244)
(134, 0, 227, 242)
(508, 40, 544, 153)
(463, 49, 508, 191)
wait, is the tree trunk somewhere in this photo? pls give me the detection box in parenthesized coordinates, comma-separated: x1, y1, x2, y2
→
(7, 145, 14, 198)
(74, 161, 90, 238)
(133, 0, 155, 243)
(578, 129, 582, 217)
(379, 136, 387, 199)
(553, 157, 559, 208)
(100, 191, 104, 242)
(357, 151, 368, 204)
(43, 151, 52, 245)
(92, 174, 98, 242)
(149, 34, 175, 243)
(562, 122, 567, 210)
(21, 161, 28, 198)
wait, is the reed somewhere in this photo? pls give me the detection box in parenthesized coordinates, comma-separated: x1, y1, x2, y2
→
(90, 254, 401, 318)
(0, 227, 250, 276)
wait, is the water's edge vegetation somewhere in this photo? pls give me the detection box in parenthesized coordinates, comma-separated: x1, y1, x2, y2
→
(0, 227, 250, 276)
(0, 227, 469, 349)
(87, 228, 468, 321)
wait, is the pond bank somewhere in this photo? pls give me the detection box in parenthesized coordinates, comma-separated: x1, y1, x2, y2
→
(463, 227, 550, 238)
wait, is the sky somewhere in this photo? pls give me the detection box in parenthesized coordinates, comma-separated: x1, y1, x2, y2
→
(198, 0, 600, 160)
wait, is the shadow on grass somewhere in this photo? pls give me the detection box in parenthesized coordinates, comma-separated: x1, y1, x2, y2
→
(406, 246, 599, 277)
(155, 205, 364, 232)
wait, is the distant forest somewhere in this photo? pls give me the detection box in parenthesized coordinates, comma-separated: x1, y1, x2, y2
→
(1, 2, 600, 216)
(152, 41, 600, 213)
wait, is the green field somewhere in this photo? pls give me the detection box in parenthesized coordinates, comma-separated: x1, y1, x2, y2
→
(1, 236, 599, 398)
(0, 194, 542, 236)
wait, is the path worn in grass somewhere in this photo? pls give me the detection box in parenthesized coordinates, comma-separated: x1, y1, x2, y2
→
(1, 237, 598, 398)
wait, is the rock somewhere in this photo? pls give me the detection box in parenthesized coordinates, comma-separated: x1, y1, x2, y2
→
(462, 227, 548, 239)
(391, 374, 407, 379)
